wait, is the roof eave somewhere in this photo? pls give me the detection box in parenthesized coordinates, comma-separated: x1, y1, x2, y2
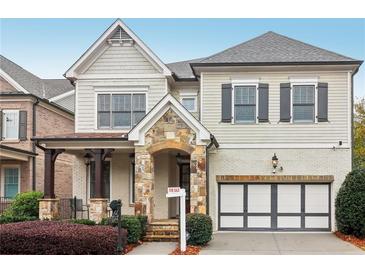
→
(191, 60, 363, 67)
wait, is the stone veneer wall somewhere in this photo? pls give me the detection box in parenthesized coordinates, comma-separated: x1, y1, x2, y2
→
(134, 108, 207, 221)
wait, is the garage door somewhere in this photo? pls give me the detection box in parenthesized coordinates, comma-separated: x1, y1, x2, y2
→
(218, 183, 331, 231)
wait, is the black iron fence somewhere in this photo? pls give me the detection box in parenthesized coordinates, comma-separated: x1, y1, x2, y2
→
(59, 197, 89, 220)
(0, 197, 13, 214)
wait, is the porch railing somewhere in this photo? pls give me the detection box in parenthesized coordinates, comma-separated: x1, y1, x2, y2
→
(0, 197, 13, 214)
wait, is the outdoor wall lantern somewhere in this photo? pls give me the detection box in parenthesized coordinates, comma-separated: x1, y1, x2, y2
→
(272, 153, 279, 174)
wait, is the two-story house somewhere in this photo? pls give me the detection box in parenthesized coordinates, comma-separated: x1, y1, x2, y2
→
(0, 55, 75, 203)
(33, 20, 362, 235)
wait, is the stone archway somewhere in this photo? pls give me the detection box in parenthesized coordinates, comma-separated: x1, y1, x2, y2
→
(134, 109, 207, 221)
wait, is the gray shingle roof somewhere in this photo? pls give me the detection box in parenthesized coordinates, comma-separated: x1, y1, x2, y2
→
(167, 58, 204, 79)
(0, 55, 73, 99)
(198, 31, 359, 64)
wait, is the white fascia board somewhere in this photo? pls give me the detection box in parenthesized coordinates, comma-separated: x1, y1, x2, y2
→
(49, 89, 75, 102)
(0, 69, 29, 94)
(65, 19, 172, 79)
(128, 94, 211, 145)
(219, 143, 350, 149)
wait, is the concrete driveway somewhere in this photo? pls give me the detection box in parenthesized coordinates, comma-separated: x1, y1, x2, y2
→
(200, 232, 364, 255)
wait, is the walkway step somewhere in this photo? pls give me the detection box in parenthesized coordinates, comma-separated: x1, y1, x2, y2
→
(143, 235, 179, 242)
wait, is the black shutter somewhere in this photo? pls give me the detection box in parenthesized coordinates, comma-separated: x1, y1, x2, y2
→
(19, 111, 27, 140)
(0, 110, 2, 139)
(317, 82, 328, 122)
(258, 83, 269, 122)
(280, 83, 291, 122)
(221, 83, 232, 123)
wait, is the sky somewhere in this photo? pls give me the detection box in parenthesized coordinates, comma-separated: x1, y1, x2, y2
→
(1, 18, 364, 98)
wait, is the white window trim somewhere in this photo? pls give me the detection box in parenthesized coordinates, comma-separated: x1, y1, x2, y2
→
(2, 110, 20, 141)
(1, 165, 21, 198)
(180, 96, 197, 113)
(290, 82, 318, 124)
(94, 90, 148, 130)
(87, 158, 112, 201)
(232, 82, 259, 124)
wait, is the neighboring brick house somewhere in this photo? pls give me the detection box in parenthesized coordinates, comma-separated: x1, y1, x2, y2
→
(0, 55, 74, 200)
(33, 20, 362, 237)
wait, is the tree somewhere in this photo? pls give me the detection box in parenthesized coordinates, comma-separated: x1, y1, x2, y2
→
(354, 97, 365, 169)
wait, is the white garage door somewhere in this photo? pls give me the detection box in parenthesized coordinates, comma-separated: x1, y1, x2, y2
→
(218, 183, 331, 231)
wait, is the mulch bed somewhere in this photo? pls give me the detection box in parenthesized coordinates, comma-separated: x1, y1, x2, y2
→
(335, 231, 365, 251)
(169, 245, 201, 255)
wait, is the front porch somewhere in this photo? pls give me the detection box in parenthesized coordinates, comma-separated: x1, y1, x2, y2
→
(32, 94, 217, 224)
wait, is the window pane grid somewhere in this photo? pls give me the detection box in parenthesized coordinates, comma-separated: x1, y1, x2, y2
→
(293, 85, 315, 123)
(234, 86, 256, 123)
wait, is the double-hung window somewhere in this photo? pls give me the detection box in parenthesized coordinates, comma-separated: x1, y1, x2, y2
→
(2, 110, 19, 139)
(181, 97, 197, 112)
(234, 86, 256, 123)
(292, 85, 315, 123)
(97, 93, 146, 129)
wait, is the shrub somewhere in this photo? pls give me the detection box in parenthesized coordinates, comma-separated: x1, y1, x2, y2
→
(186, 213, 213, 246)
(137, 215, 148, 237)
(100, 215, 142, 244)
(335, 169, 365, 238)
(4, 191, 43, 218)
(0, 215, 37, 224)
(0, 221, 127, 255)
(70, 219, 96, 226)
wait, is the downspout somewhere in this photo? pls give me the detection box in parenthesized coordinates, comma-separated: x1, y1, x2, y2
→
(206, 134, 219, 216)
(32, 97, 40, 191)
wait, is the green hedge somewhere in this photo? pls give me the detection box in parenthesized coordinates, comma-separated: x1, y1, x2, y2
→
(4, 191, 43, 218)
(186, 213, 213, 246)
(100, 215, 147, 244)
(0, 215, 37, 224)
(70, 219, 96, 226)
(335, 169, 365, 238)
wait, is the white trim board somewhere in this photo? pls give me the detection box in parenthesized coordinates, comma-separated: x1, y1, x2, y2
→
(218, 143, 350, 149)
(65, 19, 172, 79)
(49, 89, 75, 102)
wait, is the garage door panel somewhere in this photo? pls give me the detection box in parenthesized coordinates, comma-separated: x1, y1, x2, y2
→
(220, 185, 244, 213)
(305, 216, 329, 228)
(220, 216, 244, 228)
(277, 185, 301, 213)
(277, 216, 301, 228)
(305, 185, 329, 213)
(247, 216, 271, 228)
(247, 185, 271, 213)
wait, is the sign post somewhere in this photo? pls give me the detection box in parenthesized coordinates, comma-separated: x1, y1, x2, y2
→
(166, 187, 186, 252)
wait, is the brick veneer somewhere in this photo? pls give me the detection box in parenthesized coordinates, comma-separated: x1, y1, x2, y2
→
(216, 175, 334, 183)
(134, 109, 207, 221)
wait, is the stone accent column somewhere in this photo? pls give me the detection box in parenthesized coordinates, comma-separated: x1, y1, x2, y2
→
(134, 147, 154, 222)
(89, 198, 108, 223)
(190, 145, 207, 214)
(39, 198, 60, 220)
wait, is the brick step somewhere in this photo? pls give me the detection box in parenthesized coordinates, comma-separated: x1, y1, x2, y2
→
(148, 225, 179, 231)
(146, 230, 179, 236)
(143, 234, 179, 242)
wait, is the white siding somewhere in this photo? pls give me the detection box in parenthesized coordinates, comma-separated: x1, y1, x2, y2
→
(84, 44, 160, 75)
(202, 71, 350, 145)
(53, 94, 75, 113)
(76, 78, 166, 132)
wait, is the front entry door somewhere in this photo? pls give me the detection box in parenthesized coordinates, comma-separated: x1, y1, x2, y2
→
(179, 163, 190, 213)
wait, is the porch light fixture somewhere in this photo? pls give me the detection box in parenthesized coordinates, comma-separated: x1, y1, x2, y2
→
(84, 153, 92, 166)
(272, 153, 279, 174)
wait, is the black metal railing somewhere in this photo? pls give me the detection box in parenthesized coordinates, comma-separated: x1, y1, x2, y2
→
(59, 197, 89, 220)
(0, 197, 13, 214)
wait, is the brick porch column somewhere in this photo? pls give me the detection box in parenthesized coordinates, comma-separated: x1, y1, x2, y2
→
(38, 148, 64, 220)
(134, 147, 154, 222)
(190, 145, 207, 214)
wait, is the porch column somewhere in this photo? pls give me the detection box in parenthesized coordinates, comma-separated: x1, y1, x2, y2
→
(39, 148, 64, 220)
(85, 148, 114, 223)
(190, 145, 207, 214)
(134, 147, 154, 222)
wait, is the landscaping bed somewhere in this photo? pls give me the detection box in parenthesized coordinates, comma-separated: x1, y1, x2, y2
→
(169, 245, 201, 255)
(335, 232, 365, 251)
(0, 220, 128, 255)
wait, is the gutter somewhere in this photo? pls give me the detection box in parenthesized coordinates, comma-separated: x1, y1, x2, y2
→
(32, 97, 40, 191)
(206, 134, 219, 216)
